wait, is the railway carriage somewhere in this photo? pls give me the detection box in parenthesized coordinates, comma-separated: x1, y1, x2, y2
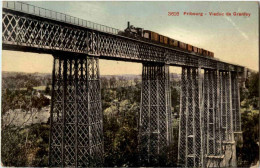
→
(120, 22, 214, 58)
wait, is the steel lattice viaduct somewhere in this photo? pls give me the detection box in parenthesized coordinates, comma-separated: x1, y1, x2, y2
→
(2, 2, 246, 167)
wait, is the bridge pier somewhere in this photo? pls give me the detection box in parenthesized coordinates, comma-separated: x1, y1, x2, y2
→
(203, 70, 223, 167)
(178, 69, 240, 167)
(139, 63, 172, 166)
(49, 54, 103, 167)
(231, 72, 243, 145)
(219, 71, 237, 167)
(178, 67, 202, 167)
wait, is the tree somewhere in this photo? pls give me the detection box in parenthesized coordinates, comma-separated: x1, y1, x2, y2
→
(103, 100, 139, 167)
(26, 83, 34, 93)
(248, 72, 259, 98)
(109, 77, 117, 89)
(1, 124, 50, 167)
(101, 77, 109, 89)
(1, 72, 52, 167)
(237, 71, 259, 167)
(45, 84, 51, 95)
(237, 111, 259, 167)
(134, 77, 140, 85)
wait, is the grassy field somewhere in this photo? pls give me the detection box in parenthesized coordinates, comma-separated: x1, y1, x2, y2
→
(33, 85, 50, 91)
(20, 85, 51, 91)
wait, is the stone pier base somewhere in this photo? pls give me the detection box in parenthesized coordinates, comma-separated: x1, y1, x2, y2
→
(220, 143, 237, 167)
(206, 156, 224, 167)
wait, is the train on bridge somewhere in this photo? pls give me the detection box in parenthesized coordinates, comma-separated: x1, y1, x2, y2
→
(119, 22, 214, 58)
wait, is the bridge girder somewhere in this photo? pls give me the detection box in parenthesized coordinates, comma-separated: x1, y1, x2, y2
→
(2, 6, 244, 72)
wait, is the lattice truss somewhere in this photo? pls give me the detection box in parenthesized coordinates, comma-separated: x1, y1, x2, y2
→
(231, 72, 241, 132)
(178, 67, 201, 167)
(202, 70, 223, 165)
(139, 63, 172, 166)
(2, 9, 244, 72)
(49, 55, 103, 167)
(219, 71, 234, 144)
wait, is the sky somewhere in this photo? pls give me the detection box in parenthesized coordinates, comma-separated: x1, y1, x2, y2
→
(2, 1, 259, 75)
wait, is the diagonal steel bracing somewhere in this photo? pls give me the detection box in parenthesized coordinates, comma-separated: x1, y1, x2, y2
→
(139, 63, 172, 166)
(219, 72, 234, 143)
(178, 67, 202, 167)
(231, 72, 243, 146)
(49, 54, 103, 167)
(231, 72, 242, 133)
(203, 70, 223, 167)
(219, 71, 237, 167)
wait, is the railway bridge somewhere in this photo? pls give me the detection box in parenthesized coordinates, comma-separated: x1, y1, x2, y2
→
(2, 2, 245, 167)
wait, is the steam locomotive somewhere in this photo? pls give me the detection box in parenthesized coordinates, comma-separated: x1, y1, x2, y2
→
(118, 22, 214, 58)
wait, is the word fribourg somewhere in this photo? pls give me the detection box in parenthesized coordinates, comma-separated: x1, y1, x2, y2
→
(168, 12, 251, 17)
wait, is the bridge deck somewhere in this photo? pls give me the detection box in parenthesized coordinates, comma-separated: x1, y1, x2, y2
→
(2, 2, 244, 72)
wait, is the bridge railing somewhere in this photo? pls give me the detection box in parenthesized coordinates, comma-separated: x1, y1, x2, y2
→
(2, 1, 120, 34)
